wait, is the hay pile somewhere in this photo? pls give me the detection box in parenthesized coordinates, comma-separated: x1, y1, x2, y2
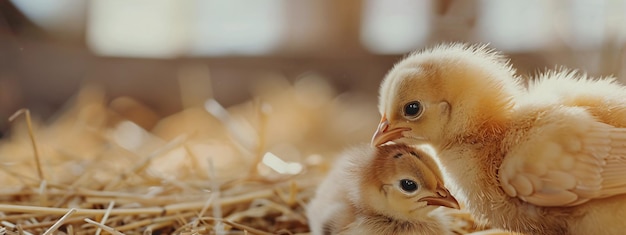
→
(0, 74, 496, 234)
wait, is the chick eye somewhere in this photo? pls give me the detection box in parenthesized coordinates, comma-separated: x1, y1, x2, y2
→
(399, 179, 418, 193)
(403, 101, 423, 119)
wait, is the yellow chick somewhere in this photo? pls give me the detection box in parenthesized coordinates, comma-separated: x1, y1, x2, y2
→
(307, 144, 459, 235)
(372, 43, 626, 235)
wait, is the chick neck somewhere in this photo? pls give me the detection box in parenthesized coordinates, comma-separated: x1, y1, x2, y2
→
(434, 102, 580, 234)
(431, 81, 517, 219)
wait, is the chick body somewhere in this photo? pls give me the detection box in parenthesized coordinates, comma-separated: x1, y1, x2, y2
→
(373, 44, 626, 235)
(307, 144, 458, 235)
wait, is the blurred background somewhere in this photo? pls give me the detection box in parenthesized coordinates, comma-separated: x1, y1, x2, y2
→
(3, 1, 626, 233)
(2, 0, 626, 137)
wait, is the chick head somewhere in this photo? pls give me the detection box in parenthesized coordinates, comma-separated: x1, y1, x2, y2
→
(372, 44, 521, 147)
(357, 144, 459, 221)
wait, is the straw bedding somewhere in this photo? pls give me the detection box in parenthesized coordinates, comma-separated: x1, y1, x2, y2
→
(0, 75, 503, 234)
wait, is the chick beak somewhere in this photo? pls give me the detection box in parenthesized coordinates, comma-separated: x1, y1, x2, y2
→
(418, 184, 460, 209)
(371, 116, 411, 146)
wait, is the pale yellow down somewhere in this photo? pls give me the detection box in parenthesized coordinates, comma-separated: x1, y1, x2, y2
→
(376, 43, 626, 235)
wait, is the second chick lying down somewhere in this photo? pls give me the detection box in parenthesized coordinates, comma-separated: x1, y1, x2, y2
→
(307, 144, 459, 235)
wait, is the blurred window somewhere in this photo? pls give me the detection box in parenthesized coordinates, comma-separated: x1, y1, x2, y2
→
(360, 0, 432, 54)
(87, 0, 189, 58)
(86, 0, 285, 58)
(188, 0, 285, 56)
(566, 0, 607, 49)
(476, 0, 552, 51)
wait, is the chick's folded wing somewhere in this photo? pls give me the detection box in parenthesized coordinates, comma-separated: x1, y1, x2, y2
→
(499, 108, 626, 207)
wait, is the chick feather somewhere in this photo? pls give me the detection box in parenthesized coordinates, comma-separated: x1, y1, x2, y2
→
(372, 43, 626, 235)
(306, 144, 459, 235)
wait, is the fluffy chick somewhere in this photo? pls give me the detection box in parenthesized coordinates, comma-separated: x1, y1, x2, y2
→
(307, 144, 459, 235)
(372, 43, 626, 235)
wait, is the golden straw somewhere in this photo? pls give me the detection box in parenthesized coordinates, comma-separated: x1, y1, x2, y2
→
(8, 109, 44, 181)
(42, 208, 77, 235)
